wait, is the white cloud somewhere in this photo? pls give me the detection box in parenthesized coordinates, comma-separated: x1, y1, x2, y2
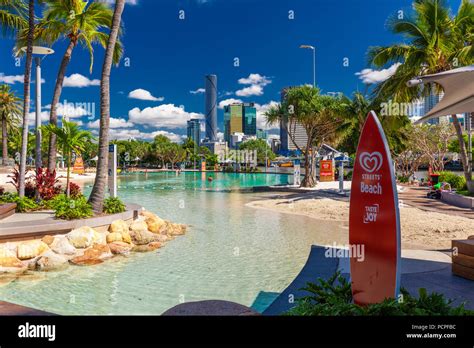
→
(238, 73, 271, 86)
(190, 88, 205, 94)
(355, 63, 401, 84)
(100, 128, 184, 142)
(255, 101, 280, 130)
(218, 98, 243, 109)
(63, 73, 100, 87)
(0, 73, 45, 84)
(28, 102, 92, 122)
(128, 88, 164, 101)
(87, 117, 133, 129)
(236, 84, 264, 97)
(128, 104, 203, 129)
(235, 73, 272, 97)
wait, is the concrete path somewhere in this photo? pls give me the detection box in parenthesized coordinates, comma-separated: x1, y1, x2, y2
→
(264, 246, 474, 315)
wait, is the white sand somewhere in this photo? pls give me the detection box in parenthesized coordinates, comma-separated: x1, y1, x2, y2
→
(247, 195, 474, 250)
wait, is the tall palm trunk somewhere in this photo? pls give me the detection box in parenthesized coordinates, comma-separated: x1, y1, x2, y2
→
(18, 0, 34, 197)
(452, 114, 474, 193)
(47, 40, 76, 172)
(66, 150, 71, 197)
(2, 114, 7, 165)
(88, 0, 125, 212)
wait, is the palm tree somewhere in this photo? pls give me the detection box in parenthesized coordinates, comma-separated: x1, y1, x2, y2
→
(0, 85, 22, 165)
(16, 0, 123, 171)
(88, 0, 125, 212)
(44, 121, 93, 197)
(0, 0, 26, 37)
(265, 86, 346, 187)
(368, 0, 474, 192)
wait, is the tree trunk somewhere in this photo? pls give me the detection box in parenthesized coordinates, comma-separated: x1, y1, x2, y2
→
(19, 0, 35, 197)
(2, 114, 7, 165)
(66, 151, 71, 197)
(47, 40, 76, 172)
(452, 114, 473, 193)
(88, 0, 125, 212)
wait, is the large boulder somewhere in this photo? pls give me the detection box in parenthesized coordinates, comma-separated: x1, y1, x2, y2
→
(129, 220, 149, 233)
(106, 232, 123, 244)
(160, 221, 187, 236)
(140, 211, 166, 233)
(41, 235, 55, 246)
(66, 226, 100, 248)
(108, 241, 133, 255)
(36, 251, 68, 272)
(132, 242, 162, 252)
(69, 244, 113, 266)
(51, 236, 77, 255)
(17, 240, 50, 260)
(129, 228, 159, 245)
(0, 248, 27, 274)
(109, 219, 129, 234)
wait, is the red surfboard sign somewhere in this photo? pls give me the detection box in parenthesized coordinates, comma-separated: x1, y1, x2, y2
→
(349, 111, 401, 306)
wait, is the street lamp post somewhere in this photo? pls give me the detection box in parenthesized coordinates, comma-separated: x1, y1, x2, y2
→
(300, 44, 315, 87)
(21, 46, 54, 171)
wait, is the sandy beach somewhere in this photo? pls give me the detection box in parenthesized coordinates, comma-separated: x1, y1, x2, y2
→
(247, 192, 474, 250)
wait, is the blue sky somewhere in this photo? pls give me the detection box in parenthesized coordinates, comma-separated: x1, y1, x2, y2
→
(0, 0, 463, 142)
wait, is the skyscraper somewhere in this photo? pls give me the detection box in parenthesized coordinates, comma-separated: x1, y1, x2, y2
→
(280, 87, 308, 154)
(187, 119, 201, 146)
(223, 102, 257, 145)
(205, 74, 217, 141)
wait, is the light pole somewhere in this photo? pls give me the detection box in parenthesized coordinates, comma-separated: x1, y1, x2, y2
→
(21, 46, 54, 171)
(300, 44, 315, 87)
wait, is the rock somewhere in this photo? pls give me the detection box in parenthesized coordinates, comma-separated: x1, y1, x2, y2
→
(0, 249, 27, 274)
(129, 228, 159, 245)
(160, 221, 187, 236)
(153, 234, 169, 243)
(36, 251, 68, 271)
(94, 232, 108, 245)
(69, 244, 113, 266)
(140, 211, 166, 233)
(109, 219, 129, 234)
(108, 242, 133, 255)
(41, 235, 55, 246)
(132, 242, 162, 252)
(121, 231, 132, 244)
(51, 236, 77, 255)
(468, 235, 474, 240)
(106, 232, 123, 244)
(67, 226, 97, 248)
(129, 220, 149, 233)
(17, 241, 49, 260)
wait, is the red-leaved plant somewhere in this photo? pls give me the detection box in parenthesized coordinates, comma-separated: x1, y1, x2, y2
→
(66, 182, 82, 199)
(34, 168, 62, 201)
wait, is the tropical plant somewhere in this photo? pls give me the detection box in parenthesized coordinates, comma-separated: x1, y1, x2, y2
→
(239, 138, 276, 165)
(15, 0, 123, 171)
(368, 0, 474, 192)
(0, 0, 27, 38)
(66, 181, 81, 198)
(164, 142, 186, 169)
(265, 86, 347, 187)
(285, 271, 474, 316)
(438, 171, 467, 191)
(103, 196, 125, 214)
(43, 121, 93, 197)
(152, 134, 172, 168)
(0, 192, 38, 212)
(0, 84, 22, 164)
(49, 194, 93, 220)
(33, 167, 61, 200)
(88, 0, 125, 212)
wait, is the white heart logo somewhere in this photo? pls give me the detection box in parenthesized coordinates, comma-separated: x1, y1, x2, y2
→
(359, 152, 383, 173)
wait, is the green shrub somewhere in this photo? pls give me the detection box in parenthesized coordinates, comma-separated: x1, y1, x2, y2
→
(0, 193, 39, 213)
(50, 194, 93, 220)
(285, 271, 473, 316)
(103, 197, 126, 214)
(345, 170, 353, 180)
(438, 171, 467, 191)
(397, 175, 410, 183)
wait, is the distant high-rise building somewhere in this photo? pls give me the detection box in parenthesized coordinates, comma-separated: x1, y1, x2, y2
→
(257, 128, 268, 140)
(424, 90, 446, 125)
(205, 74, 218, 141)
(280, 87, 308, 154)
(187, 119, 201, 146)
(223, 102, 257, 146)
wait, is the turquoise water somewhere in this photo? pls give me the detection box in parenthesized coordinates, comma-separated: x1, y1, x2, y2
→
(0, 172, 346, 315)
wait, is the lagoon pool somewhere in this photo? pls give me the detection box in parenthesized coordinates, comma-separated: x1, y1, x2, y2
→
(0, 172, 347, 315)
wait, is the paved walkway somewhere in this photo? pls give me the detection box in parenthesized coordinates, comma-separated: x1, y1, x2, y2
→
(398, 186, 474, 219)
(263, 246, 474, 315)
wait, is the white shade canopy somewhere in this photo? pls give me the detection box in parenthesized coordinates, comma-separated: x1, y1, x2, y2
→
(410, 65, 474, 124)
